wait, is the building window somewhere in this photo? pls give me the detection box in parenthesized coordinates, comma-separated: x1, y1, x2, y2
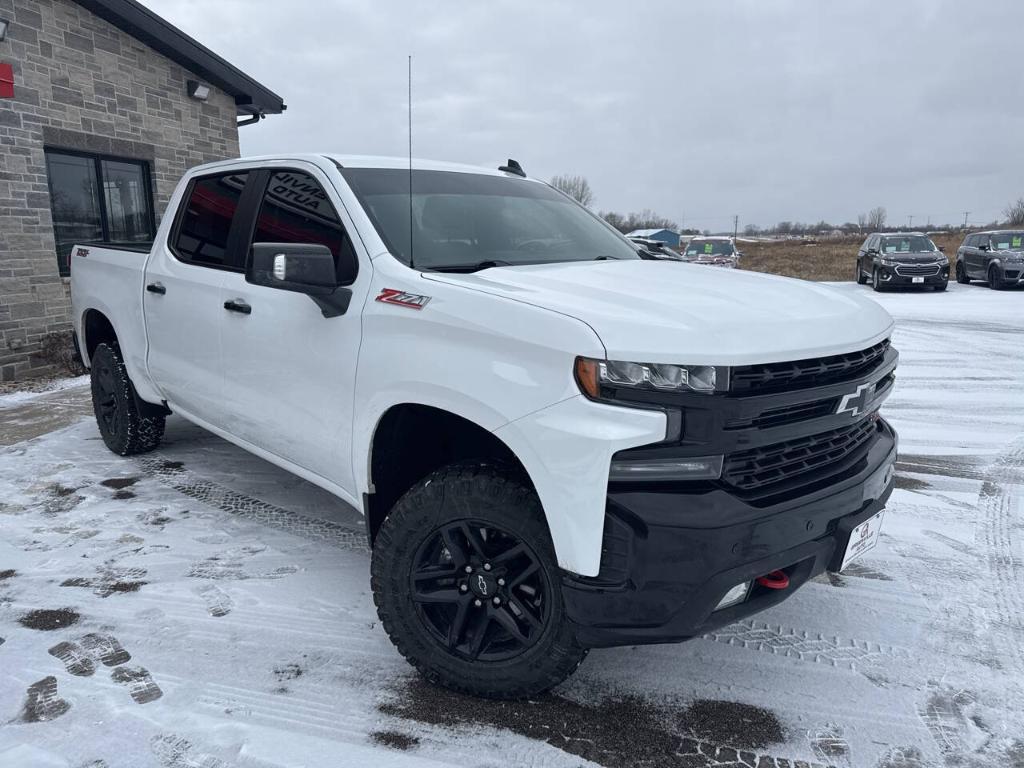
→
(44, 150, 156, 276)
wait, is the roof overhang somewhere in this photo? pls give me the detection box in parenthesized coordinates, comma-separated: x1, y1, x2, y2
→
(73, 0, 285, 123)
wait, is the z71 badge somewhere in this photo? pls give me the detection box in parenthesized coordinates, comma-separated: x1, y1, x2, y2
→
(375, 288, 431, 310)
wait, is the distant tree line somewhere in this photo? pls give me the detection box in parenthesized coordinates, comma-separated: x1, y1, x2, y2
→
(549, 174, 1024, 236)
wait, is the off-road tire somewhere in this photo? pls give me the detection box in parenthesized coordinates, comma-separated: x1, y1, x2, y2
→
(90, 342, 165, 456)
(955, 261, 970, 284)
(855, 262, 867, 285)
(371, 462, 587, 699)
(988, 265, 1006, 290)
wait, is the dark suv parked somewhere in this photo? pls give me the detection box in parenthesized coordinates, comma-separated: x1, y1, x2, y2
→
(955, 230, 1024, 289)
(856, 232, 949, 292)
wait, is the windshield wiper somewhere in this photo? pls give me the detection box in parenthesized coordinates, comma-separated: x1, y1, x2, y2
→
(426, 259, 512, 273)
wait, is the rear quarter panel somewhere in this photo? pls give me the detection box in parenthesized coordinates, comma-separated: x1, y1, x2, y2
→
(71, 245, 163, 404)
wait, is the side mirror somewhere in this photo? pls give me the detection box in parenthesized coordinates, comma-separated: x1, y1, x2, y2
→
(867, 248, 878, 255)
(735, 250, 745, 258)
(937, 246, 945, 253)
(248, 243, 338, 296)
(978, 244, 989, 251)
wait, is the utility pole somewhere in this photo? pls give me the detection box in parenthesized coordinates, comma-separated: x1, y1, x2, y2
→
(733, 214, 738, 240)
(908, 215, 913, 229)
(963, 211, 970, 228)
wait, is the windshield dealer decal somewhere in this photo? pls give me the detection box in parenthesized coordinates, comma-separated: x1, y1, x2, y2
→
(376, 288, 431, 310)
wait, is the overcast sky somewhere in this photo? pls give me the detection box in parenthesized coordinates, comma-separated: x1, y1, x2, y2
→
(150, 0, 1024, 232)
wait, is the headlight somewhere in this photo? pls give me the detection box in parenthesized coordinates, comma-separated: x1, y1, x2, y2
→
(880, 257, 899, 266)
(575, 357, 728, 398)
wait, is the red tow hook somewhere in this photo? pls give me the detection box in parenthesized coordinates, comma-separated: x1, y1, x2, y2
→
(755, 570, 790, 590)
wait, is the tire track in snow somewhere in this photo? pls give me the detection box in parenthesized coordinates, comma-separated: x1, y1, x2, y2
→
(975, 436, 1024, 669)
(136, 456, 367, 552)
(703, 619, 911, 670)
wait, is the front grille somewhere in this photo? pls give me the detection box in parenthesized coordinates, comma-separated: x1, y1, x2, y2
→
(895, 264, 940, 276)
(730, 340, 890, 395)
(722, 418, 878, 492)
(725, 398, 837, 430)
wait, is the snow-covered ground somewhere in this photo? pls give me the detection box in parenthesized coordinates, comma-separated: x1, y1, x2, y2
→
(1, 281, 1022, 768)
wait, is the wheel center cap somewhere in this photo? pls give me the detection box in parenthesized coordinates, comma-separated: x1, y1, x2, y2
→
(469, 572, 497, 599)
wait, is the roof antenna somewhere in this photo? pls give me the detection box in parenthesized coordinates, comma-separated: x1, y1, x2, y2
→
(407, 54, 415, 270)
(499, 158, 526, 177)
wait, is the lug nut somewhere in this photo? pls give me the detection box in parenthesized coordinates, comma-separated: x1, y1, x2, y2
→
(464, 565, 473, 573)
(492, 597, 501, 606)
(460, 583, 468, 592)
(473, 599, 482, 607)
(483, 563, 492, 571)
(497, 578, 506, 586)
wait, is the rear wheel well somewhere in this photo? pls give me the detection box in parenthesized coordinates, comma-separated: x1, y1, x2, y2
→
(365, 404, 531, 546)
(82, 310, 118, 363)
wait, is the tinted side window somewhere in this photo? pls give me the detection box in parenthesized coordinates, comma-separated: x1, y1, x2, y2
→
(172, 172, 249, 268)
(252, 171, 354, 278)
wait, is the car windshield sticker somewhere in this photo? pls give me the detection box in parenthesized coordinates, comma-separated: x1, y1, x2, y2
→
(704, 243, 713, 254)
(1014, 236, 1022, 248)
(997, 240, 1010, 249)
(885, 245, 897, 252)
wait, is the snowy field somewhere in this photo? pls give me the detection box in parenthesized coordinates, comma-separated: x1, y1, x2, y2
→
(1, 281, 1022, 768)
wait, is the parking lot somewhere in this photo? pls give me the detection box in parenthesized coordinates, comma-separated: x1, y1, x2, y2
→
(0, 281, 1022, 768)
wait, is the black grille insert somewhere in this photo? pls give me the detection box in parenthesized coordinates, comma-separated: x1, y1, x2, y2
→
(723, 418, 878, 492)
(730, 340, 890, 394)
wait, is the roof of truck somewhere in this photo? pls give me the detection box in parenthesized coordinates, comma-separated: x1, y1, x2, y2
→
(187, 154, 535, 179)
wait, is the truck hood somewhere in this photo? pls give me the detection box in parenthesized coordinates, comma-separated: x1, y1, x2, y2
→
(426, 261, 894, 365)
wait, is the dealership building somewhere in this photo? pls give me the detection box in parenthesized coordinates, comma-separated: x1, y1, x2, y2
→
(0, 0, 284, 380)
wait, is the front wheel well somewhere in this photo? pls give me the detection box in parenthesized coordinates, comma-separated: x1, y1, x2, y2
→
(365, 404, 532, 546)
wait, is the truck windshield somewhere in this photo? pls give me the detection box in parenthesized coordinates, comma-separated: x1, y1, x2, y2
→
(342, 168, 639, 270)
(685, 240, 735, 257)
(881, 236, 935, 253)
(991, 232, 1024, 251)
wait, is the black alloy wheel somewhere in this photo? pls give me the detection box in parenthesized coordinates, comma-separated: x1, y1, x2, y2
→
(89, 343, 165, 455)
(411, 520, 548, 662)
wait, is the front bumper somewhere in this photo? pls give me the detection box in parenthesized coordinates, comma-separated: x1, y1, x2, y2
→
(562, 418, 897, 648)
(877, 263, 948, 286)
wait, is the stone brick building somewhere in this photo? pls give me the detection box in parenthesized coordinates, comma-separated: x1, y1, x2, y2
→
(0, 0, 284, 380)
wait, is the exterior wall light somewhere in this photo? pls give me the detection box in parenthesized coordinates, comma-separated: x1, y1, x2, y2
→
(0, 18, 10, 42)
(187, 80, 210, 101)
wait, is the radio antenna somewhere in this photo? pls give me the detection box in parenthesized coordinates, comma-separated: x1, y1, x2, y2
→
(407, 55, 415, 270)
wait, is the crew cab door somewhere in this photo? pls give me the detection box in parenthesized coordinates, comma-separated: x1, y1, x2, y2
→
(144, 170, 253, 424)
(217, 164, 370, 493)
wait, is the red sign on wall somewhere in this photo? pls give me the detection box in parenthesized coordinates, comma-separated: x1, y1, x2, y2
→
(0, 63, 14, 99)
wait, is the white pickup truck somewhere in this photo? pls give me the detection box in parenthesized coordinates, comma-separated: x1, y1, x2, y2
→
(71, 154, 898, 699)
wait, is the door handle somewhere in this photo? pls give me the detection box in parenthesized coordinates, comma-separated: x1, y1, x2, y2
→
(223, 299, 252, 315)
(146, 282, 166, 295)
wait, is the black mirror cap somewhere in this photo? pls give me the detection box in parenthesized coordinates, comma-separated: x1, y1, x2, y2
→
(248, 243, 341, 296)
(938, 246, 945, 252)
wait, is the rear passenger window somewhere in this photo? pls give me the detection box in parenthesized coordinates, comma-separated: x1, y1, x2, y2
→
(172, 172, 249, 268)
(252, 171, 354, 276)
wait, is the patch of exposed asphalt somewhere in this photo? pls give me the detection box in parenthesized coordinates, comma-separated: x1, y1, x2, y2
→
(370, 730, 420, 751)
(379, 678, 813, 768)
(18, 608, 80, 631)
(0, 569, 15, 580)
(895, 474, 930, 491)
(896, 455, 989, 482)
(678, 699, 784, 748)
(101, 477, 140, 490)
(274, 663, 303, 681)
(113, 490, 137, 500)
